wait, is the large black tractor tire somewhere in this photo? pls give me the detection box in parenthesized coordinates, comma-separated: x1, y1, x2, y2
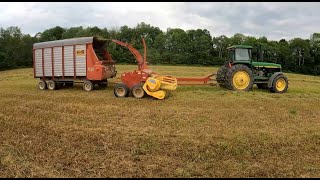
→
(270, 74, 288, 93)
(216, 65, 228, 88)
(225, 64, 254, 91)
(114, 83, 129, 98)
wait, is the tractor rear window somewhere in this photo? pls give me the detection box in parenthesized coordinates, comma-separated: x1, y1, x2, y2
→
(235, 49, 250, 61)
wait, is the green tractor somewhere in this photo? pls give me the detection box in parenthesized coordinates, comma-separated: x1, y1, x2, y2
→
(216, 45, 288, 93)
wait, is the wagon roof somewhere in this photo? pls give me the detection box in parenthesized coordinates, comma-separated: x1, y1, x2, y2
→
(33, 37, 94, 49)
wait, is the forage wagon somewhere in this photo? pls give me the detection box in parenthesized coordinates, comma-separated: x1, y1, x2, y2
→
(33, 37, 117, 91)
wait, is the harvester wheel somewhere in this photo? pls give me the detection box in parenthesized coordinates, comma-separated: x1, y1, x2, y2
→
(47, 80, 57, 90)
(216, 65, 228, 88)
(225, 64, 254, 91)
(270, 74, 288, 93)
(114, 83, 129, 98)
(83, 81, 94, 92)
(132, 84, 145, 99)
(257, 83, 269, 89)
(38, 80, 47, 90)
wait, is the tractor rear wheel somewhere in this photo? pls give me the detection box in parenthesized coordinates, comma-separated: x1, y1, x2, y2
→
(83, 81, 94, 92)
(47, 80, 57, 90)
(216, 65, 228, 88)
(38, 80, 47, 90)
(270, 74, 288, 93)
(114, 83, 129, 98)
(225, 64, 254, 91)
(131, 84, 145, 99)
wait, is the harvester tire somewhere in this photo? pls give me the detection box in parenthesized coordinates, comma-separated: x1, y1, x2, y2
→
(257, 83, 269, 89)
(270, 74, 288, 93)
(225, 64, 254, 91)
(47, 80, 57, 90)
(132, 84, 145, 99)
(216, 65, 228, 88)
(83, 81, 94, 92)
(114, 83, 129, 98)
(38, 80, 47, 90)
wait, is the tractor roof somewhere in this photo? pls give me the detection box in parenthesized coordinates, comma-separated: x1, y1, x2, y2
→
(227, 45, 253, 49)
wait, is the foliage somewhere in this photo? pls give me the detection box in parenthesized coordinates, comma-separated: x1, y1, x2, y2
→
(0, 23, 320, 75)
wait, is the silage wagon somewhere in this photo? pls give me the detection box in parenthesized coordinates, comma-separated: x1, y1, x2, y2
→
(33, 37, 117, 91)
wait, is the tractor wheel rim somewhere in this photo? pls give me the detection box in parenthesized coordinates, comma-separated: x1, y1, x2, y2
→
(133, 88, 144, 98)
(116, 87, 125, 96)
(276, 78, 286, 91)
(85, 83, 92, 91)
(232, 71, 250, 90)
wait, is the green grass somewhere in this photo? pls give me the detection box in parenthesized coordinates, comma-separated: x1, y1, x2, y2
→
(0, 65, 320, 177)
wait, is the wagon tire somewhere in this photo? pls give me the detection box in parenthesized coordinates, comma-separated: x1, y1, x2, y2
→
(83, 81, 94, 92)
(38, 80, 47, 90)
(47, 80, 57, 90)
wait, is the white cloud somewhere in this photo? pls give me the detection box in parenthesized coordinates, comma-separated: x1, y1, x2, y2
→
(0, 2, 319, 40)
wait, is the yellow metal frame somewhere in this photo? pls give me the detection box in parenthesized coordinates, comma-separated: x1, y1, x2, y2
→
(143, 75, 178, 100)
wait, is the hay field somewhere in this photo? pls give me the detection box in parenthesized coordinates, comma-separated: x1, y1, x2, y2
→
(0, 65, 320, 177)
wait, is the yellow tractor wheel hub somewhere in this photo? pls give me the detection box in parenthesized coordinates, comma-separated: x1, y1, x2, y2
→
(276, 78, 286, 91)
(232, 71, 250, 90)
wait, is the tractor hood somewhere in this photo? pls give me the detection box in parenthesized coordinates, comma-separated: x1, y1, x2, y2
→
(252, 62, 281, 68)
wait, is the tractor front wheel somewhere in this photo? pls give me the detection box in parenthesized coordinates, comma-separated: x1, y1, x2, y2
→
(270, 75, 288, 93)
(225, 64, 254, 91)
(114, 83, 129, 98)
(131, 84, 145, 99)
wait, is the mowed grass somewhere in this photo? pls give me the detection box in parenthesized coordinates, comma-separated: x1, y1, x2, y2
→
(1, 65, 320, 178)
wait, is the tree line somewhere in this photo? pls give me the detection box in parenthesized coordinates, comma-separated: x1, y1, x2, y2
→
(1, 22, 320, 75)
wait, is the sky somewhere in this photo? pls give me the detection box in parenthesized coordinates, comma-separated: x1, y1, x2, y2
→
(0, 2, 319, 41)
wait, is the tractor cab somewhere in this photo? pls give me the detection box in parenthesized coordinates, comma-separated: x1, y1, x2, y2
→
(227, 45, 253, 64)
(227, 45, 282, 69)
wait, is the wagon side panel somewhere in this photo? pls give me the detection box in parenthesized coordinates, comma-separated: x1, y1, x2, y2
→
(34, 49, 43, 77)
(63, 45, 74, 77)
(75, 45, 86, 77)
(53, 47, 63, 77)
(44, 48, 52, 77)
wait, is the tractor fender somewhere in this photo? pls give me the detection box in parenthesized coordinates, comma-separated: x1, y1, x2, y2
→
(267, 72, 283, 88)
